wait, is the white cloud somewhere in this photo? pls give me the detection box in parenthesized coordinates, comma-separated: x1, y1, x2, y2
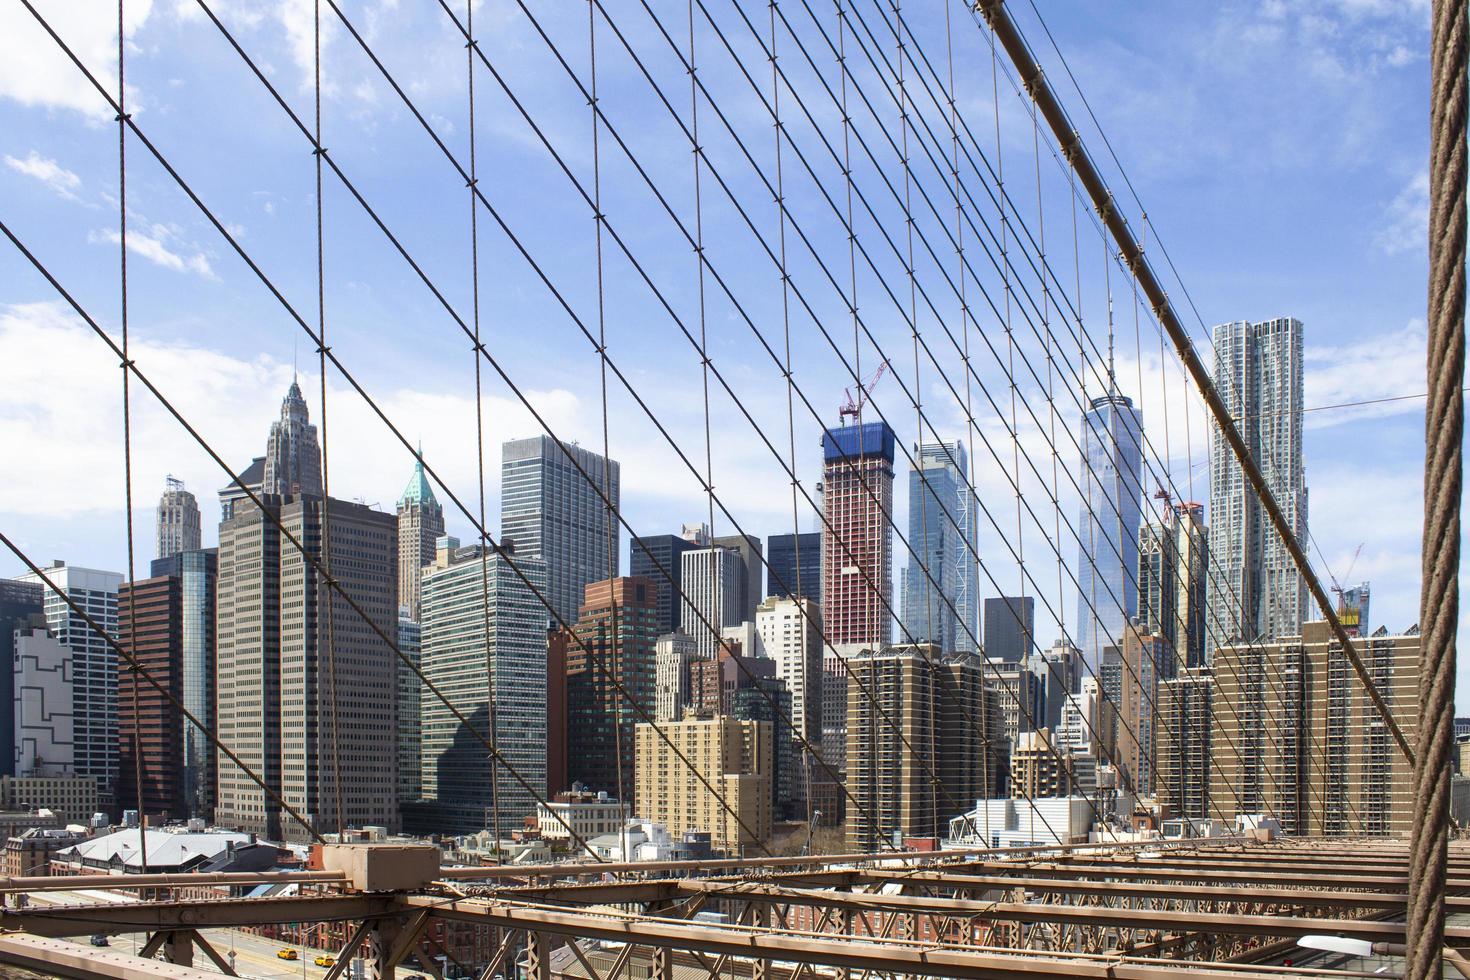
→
(0, 0, 154, 119)
(4, 151, 82, 200)
(1376, 170, 1429, 255)
(278, 0, 337, 92)
(87, 227, 218, 279)
(1304, 319, 1426, 425)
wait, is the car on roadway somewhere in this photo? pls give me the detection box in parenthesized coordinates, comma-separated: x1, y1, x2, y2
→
(89, 935, 109, 947)
(278, 949, 299, 960)
(315, 955, 336, 968)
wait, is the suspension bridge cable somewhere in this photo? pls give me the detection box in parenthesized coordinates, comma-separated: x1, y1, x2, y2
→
(311, 0, 346, 844)
(464, 0, 502, 854)
(116, 0, 148, 872)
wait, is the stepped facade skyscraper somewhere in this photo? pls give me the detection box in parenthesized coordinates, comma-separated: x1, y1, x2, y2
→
(1076, 393, 1144, 667)
(396, 457, 444, 622)
(155, 476, 201, 560)
(1208, 317, 1308, 651)
(501, 436, 619, 628)
(262, 377, 323, 498)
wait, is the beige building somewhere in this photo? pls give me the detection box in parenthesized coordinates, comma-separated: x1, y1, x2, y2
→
(845, 646, 1002, 852)
(1009, 728, 1071, 800)
(0, 776, 98, 825)
(216, 494, 399, 842)
(1157, 667, 1212, 820)
(634, 711, 772, 852)
(1211, 622, 1420, 836)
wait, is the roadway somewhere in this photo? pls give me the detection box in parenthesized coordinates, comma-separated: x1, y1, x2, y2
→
(20, 886, 345, 979)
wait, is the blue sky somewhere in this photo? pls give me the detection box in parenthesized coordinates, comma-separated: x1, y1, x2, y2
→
(0, 1, 1455, 702)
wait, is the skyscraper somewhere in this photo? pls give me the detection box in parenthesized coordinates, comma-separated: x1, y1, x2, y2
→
(901, 442, 962, 653)
(12, 563, 121, 803)
(118, 574, 187, 819)
(501, 436, 619, 628)
(845, 646, 999, 851)
(397, 612, 422, 810)
(680, 546, 742, 658)
(755, 596, 823, 744)
(712, 534, 764, 622)
(155, 476, 201, 561)
(396, 458, 445, 622)
(1076, 393, 1144, 668)
(148, 548, 217, 819)
(420, 537, 548, 837)
(1209, 317, 1308, 651)
(262, 378, 323, 498)
(821, 421, 896, 656)
(983, 596, 1035, 663)
(1138, 502, 1208, 676)
(217, 456, 265, 523)
(215, 496, 398, 841)
(766, 531, 820, 602)
(0, 581, 43, 777)
(629, 534, 699, 636)
(565, 577, 660, 806)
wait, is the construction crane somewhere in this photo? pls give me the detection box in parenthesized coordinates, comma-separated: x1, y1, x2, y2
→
(839, 360, 888, 422)
(1329, 542, 1365, 599)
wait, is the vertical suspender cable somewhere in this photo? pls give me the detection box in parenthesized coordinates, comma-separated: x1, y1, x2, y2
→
(768, 0, 814, 834)
(1407, 0, 1465, 974)
(117, 0, 148, 873)
(312, 0, 345, 841)
(465, 0, 501, 858)
(588, 0, 625, 836)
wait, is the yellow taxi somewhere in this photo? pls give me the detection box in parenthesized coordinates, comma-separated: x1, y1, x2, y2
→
(314, 955, 336, 969)
(277, 949, 299, 961)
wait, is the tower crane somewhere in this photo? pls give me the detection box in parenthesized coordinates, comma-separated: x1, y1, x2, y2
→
(839, 360, 889, 423)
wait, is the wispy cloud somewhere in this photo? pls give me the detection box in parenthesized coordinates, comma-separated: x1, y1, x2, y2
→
(0, 0, 154, 119)
(87, 226, 218, 280)
(1375, 170, 1428, 255)
(4, 151, 82, 201)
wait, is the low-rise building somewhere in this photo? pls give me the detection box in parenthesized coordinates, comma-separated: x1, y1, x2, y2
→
(5, 826, 86, 877)
(536, 789, 631, 843)
(52, 827, 278, 876)
(0, 776, 98, 825)
(946, 796, 1093, 849)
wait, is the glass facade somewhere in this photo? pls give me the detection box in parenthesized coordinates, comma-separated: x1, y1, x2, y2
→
(502, 436, 619, 629)
(420, 548, 548, 836)
(900, 442, 976, 653)
(767, 532, 820, 603)
(1076, 394, 1144, 669)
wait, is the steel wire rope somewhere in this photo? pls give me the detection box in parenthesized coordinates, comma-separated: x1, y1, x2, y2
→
(942, 0, 990, 844)
(892, 0, 942, 840)
(116, 0, 148, 872)
(1406, 0, 1465, 969)
(310, 0, 347, 843)
(767, 0, 819, 837)
(464, 0, 502, 856)
(586, 0, 625, 861)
